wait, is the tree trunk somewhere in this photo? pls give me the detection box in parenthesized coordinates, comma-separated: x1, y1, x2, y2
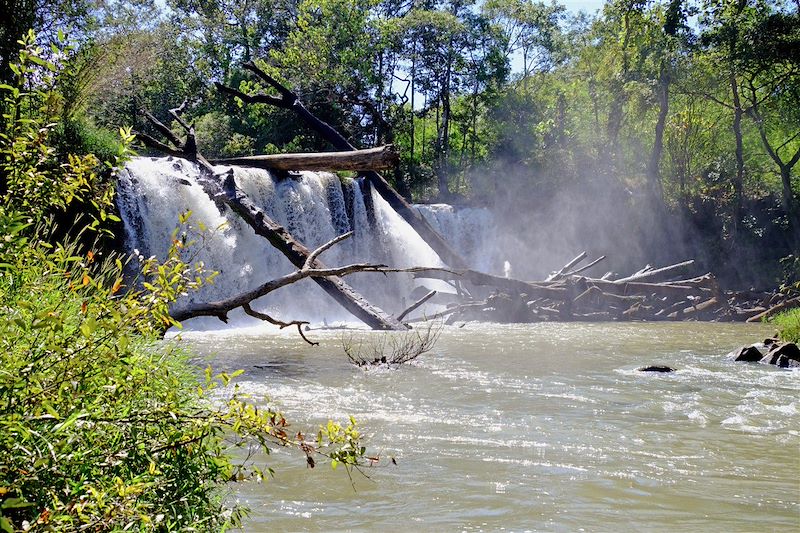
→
(780, 164, 800, 249)
(409, 47, 416, 196)
(606, 82, 625, 172)
(747, 101, 800, 249)
(215, 64, 468, 269)
(646, 67, 669, 207)
(730, 72, 745, 240)
(210, 145, 399, 171)
(435, 49, 453, 200)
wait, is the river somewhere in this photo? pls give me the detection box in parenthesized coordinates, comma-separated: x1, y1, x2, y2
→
(178, 321, 799, 532)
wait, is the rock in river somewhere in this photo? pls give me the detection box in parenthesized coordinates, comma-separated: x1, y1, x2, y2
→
(638, 365, 675, 373)
(730, 341, 800, 369)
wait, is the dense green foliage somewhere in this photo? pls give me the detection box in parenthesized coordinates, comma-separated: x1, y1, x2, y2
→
(0, 37, 366, 531)
(0, 1, 795, 526)
(773, 308, 800, 343)
(3, 0, 793, 285)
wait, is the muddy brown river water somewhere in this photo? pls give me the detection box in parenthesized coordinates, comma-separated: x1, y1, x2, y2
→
(179, 321, 799, 532)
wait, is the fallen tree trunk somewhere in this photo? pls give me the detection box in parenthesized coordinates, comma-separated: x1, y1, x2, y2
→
(210, 145, 399, 172)
(414, 268, 569, 300)
(546, 251, 587, 281)
(582, 278, 710, 298)
(677, 296, 721, 319)
(216, 62, 468, 270)
(746, 295, 800, 323)
(136, 107, 406, 331)
(614, 259, 695, 283)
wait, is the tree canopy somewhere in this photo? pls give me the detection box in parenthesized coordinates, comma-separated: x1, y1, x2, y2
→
(1, 0, 797, 285)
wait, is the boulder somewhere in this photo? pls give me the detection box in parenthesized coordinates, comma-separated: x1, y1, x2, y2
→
(729, 341, 799, 369)
(730, 345, 766, 362)
(760, 343, 800, 368)
(776, 355, 800, 369)
(638, 365, 675, 373)
(767, 342, 800, 361)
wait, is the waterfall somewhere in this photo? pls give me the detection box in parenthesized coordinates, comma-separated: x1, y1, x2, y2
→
(413, 204, 504, 274)
(117, 157, 497, 328)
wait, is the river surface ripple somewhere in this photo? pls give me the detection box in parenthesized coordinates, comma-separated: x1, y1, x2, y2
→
(179, 322, 799, 532)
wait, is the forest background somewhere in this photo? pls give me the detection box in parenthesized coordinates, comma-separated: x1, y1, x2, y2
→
(1, 0, 798, 287)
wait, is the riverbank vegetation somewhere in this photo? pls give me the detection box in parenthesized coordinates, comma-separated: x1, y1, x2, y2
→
(773, 308, 800, 343)
(0, 37, 367, 531)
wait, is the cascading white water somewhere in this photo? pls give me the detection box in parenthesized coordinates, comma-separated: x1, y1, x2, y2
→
(116, 157, 494, 327)
(414, 204, 504, 274)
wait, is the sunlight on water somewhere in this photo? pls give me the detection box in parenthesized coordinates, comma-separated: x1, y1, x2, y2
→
(179, 321, 800, 532)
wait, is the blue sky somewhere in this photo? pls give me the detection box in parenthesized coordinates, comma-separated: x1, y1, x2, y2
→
(560, 0, 607, 14)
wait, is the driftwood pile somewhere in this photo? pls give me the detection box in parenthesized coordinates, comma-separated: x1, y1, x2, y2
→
(411, 253, 800, 324)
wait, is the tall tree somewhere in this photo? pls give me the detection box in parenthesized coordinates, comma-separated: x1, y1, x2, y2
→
(740, 7, 800, 247)
(699, 0, 763, 240)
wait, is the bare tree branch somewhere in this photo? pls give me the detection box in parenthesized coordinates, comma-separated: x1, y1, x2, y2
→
(397, 290, 437, 322)
(243, 61, 297, 102)
(564, 255, 607, 277)
(214, 82, 289, 108)
(138, 103, 406, 331)
(142, 110, 184, 148)
(304, 231, 354, 270)
(134, 131, 185, 158)
(242, 303, 319, 346)
(168, 101, 193, 133)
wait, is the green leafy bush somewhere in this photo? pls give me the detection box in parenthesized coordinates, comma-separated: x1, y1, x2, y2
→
(0, 33, 368, 531)
(0, 32, 109, 222)
(52, 117, 125, 163)
(773, 308, 800, 344)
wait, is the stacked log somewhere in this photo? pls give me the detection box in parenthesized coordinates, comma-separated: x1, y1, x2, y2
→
(413, 255, 800, 325)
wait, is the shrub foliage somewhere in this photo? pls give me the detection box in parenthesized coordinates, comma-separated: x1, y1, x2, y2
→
(0, 34, 366, 531)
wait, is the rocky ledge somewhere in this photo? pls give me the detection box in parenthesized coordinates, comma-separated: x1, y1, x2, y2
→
(729, 339, 800, 369)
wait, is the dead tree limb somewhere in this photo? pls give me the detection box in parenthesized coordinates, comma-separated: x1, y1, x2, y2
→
(397, 290, 437, 322)
(582, 278, 709, 298)
(546, 251, 587, 281)
(210, 145, 399, 172)
(136, 110, 406, 331)
(564, 255, 606, 277)
(169, 257, 454, 327)
(414, 268, 568, 300)
(241, 303, 319, 346)
(216, 61, 468, 270)
(746, 295, 800, 323)
(304, 231, 353, 269)
(683, 296, 720, 315)
(614, 260, 695, 283)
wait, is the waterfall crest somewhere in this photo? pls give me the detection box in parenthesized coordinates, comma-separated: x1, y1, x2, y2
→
(117, 157, 496, 327)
